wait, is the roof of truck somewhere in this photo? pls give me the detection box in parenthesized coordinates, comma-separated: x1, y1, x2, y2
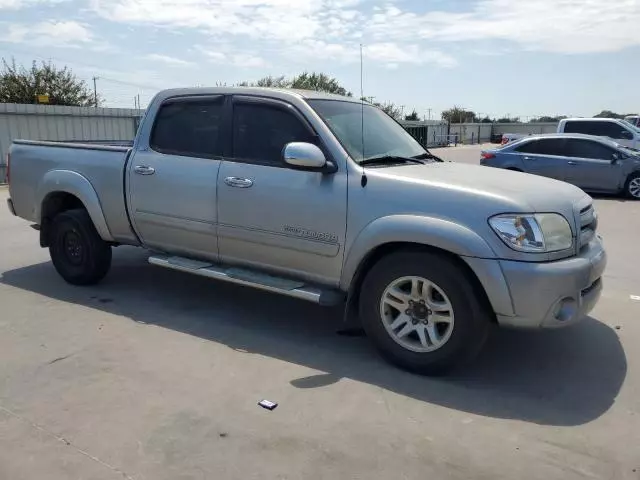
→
(154, 87, 362, 104)
(559, 117, 625, 122)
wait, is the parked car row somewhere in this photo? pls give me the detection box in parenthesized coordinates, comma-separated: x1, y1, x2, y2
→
(501, 117, 640, 149)
(482, 133, 640, 198)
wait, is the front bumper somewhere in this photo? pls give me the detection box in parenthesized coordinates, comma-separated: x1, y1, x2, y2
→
(7, 198, 16, 216)
(495, 236, 606, 329)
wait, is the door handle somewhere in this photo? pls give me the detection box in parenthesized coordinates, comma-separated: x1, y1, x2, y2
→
(523, 156, 535, 161)
(224, 176, 253, 188)
(134, 165, 155, 175)
(567, 161, 577, 166)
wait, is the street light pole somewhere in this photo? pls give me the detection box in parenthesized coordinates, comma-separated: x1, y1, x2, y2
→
(92, 76, 99, 108)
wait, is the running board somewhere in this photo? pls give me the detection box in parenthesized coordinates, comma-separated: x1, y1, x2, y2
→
(148, 255, 344, 306)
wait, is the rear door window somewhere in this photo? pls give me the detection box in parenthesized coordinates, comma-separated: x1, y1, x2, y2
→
(151, 96, 226, 158)
(516, 138, 566, 155)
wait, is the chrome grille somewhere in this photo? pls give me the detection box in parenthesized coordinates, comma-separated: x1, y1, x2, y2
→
(578, 204, 597, 250)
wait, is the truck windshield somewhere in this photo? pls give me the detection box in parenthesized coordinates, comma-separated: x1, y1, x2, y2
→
(307, 99, 427, 163)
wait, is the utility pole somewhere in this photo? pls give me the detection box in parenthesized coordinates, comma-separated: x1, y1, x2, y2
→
(427, 108, 432, 121)
(92, 76, 99, 108)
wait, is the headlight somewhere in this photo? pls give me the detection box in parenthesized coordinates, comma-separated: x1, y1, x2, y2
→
(489, 214, 573, 253)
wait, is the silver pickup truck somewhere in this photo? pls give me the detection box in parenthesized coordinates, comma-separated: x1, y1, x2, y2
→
(6, 87, 606, 374)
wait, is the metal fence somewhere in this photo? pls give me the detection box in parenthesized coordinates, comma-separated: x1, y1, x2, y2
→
(403, 121, 559, 147)
(0, 103, 142, 184)
(401, 121, 450, 147)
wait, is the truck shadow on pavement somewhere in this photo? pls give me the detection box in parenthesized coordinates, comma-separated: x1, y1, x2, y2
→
(2, 247, 627, 427)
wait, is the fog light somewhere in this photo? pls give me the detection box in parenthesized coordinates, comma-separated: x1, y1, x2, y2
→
(554, 297, 577, 322)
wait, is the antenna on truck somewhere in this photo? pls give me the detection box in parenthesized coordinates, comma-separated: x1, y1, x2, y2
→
(360, 43, 368, 188)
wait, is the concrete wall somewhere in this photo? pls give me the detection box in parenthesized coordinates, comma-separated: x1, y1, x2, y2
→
(0, 103, 142, 183)
(490, 122, 558, 136)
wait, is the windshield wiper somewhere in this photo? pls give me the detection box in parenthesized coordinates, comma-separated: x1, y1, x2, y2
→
(359, 155, 425, 166)
(412, 152, 444, 162)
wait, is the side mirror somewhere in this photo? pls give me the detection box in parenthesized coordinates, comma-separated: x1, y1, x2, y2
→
(283, 142, 336, 173)
(612, 152, 620, 163)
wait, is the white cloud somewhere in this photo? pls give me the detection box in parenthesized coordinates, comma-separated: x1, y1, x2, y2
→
(1, 20, 93, 46)
(84, 0, 640, 74)
(194, 45, 266, 68)
(286, 39, 455, 68)
(0, 0, 68, 8)
(367, 0, 640, 54)
(366, 43, 457, 68)
(91, 0, 330, 41)
(145, 53, 194, 66)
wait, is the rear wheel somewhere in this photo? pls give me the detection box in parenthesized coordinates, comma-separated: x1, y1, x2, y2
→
(49, 209, 112, 285)
(359, 251, 491, 375)
(624, 173, 640, 199)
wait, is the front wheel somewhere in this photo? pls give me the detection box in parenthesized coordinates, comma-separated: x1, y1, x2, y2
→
(624, 172, 640, 199)
(49, 209, 112, 285)
(359, 251, 491, 375)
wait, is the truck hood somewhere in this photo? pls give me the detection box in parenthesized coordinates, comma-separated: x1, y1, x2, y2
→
(374, 161, 590, 214)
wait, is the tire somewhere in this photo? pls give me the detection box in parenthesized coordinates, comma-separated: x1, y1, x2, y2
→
(624, 172, 640, 199)
(359, 251, 491, 375)
(49, 209, 112, 285)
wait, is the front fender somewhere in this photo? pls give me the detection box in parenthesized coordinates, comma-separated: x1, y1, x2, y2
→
(35, 170, 114, 242)
(340, 215, 497, 290)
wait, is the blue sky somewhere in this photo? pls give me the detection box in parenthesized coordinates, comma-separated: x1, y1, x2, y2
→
(1, 0, 639, 119)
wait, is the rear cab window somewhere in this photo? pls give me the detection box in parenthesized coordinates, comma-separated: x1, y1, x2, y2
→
(150, 96, 226, 158)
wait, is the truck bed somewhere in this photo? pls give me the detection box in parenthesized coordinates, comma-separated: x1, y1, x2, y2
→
(8, 139, 137, 243)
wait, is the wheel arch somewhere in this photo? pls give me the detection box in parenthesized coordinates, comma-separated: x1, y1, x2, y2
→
(36, 170, 114, 247)
(341, 216, 501, 323)
(623, 170, 640, 198)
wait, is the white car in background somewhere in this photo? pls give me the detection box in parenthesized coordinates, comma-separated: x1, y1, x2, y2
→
(558, 118, 640, 149)
(500, 132, 531, 145)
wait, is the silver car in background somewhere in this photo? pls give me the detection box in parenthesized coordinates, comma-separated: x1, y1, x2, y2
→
(481, 134, 640, 198)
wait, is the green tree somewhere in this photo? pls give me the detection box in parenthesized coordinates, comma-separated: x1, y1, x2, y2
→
(0, 58, 99, 106)
(593, 110, 624, 119)
(441, 106, 477, 123)
(378, 102, 403, 120)
(529, 115, 566, 123)
(237, 75, 289, 88)
(238, 72, 351, 96)
(496, 116, 521, 123)
(290, 72, 352, 96)
(404, 110, 420, 121)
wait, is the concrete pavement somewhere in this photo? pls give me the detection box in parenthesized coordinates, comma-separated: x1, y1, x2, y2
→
(1, 158, 639, 479)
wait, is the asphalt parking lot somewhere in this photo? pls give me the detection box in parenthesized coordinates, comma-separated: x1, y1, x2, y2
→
(1, 145, 639, 480)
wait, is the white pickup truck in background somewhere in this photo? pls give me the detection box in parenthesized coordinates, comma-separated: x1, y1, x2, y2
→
(558, 118, 640, 149)
(624, 115, 640, 128)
